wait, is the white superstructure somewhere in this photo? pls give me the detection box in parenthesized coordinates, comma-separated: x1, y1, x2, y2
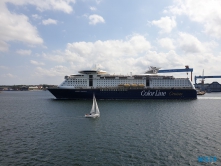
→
(58, 67, 195, 90)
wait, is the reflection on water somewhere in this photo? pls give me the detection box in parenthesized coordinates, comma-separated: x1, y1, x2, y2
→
(198, 97, 221, 99)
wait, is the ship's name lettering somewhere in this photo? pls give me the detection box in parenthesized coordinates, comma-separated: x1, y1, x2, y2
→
(141, 90, 166, 96)
(169, 92, 183, 96)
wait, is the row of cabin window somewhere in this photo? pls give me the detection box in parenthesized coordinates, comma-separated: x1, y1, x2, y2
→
(153, 82, 189, 85)
(152, 84, 189, 86)
(62, 83, 87, 86)
(67, 80, 144, 82)
(152, 80, 188, 83)
(64, 80, 145, 85)
(65, 85, 87, 86)
(152, 85, 190, 87)
(67, 80, 87, 82)
(96, 81, 145, 83)
(64, 82, 189, 86)
(152, 81, 189, 84)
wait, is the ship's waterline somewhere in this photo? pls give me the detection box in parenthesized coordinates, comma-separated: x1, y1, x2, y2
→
(48, 88, 196, 99)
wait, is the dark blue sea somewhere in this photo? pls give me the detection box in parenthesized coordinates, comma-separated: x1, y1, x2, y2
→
(0, 91, 220, 166)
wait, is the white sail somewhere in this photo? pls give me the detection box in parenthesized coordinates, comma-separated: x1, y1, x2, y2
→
(95, 97, 100, 114)
(90, 95, 95, 114)
(85, 94, 100, 118)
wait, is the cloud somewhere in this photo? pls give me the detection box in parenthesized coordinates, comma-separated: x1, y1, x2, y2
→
(0, 40, 9, 52)
(35, 65, 70, 77)
(167, 0, 221, 38)
(42, 35, 154, 74)
(30, 60, 45, 66)
(5, 0, 76, 14)
(0, 2, 43, 47)
(157, 38, 175, 50)
(0, 0, 76, 51)
(2, 73, 17, 78)
(43, 35, 151, 65)
(38, 33, 221, 80)
(89, 14, 105, 25)
(65, 34, 151, 58)
(42, 51, 65, 62)
(95, 0, 102, 4)
(151, 16, 176, 33)
(90, 7, 96, 11)
(42, 18, 58, 25)
(0, 65, 9, 69)
(32, 14, 41, 19)
(134, 50, 184, 70)
(16, 49, 32, 55)
(178, 32, 205, 53)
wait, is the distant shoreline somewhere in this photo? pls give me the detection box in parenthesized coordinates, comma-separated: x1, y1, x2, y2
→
(0, 85, 57, 91)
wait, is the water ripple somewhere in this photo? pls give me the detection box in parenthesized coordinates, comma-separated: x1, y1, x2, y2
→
(0, 91, 221, 165)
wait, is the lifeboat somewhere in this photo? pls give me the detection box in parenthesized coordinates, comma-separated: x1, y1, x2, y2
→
(123, 84, 130, 87)
(138, 84, 145, 87)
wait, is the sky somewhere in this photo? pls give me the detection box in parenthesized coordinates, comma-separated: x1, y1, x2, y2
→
(1, 0, 221, 85)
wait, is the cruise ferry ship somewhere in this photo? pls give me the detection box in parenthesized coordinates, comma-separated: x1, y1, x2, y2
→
(48, 67, 197, 99)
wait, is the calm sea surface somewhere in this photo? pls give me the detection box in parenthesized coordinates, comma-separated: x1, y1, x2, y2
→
(0, 91, 220, 166)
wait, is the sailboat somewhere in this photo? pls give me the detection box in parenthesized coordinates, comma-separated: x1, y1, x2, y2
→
(85, 94, 100, 118)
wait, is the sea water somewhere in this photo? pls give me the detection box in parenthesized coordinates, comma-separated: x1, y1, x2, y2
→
(0, 91, 220, 165)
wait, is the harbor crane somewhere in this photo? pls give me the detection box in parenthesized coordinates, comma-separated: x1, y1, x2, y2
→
(158, 66, 193, 81)
(194, 75, 221, 85)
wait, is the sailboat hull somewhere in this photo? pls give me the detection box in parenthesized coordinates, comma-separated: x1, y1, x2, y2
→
(85, 114, 100, 118)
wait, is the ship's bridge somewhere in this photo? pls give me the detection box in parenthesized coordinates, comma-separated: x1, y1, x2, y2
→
(78, 70, 107, 75)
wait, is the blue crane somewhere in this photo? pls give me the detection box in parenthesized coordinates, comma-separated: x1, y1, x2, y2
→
(158, 66, 193, 81)
(194, 76, 221, 85)
(158, 68, 193, 72)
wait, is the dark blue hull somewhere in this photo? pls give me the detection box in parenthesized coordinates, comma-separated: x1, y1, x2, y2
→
(48, 88, 197, 99)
